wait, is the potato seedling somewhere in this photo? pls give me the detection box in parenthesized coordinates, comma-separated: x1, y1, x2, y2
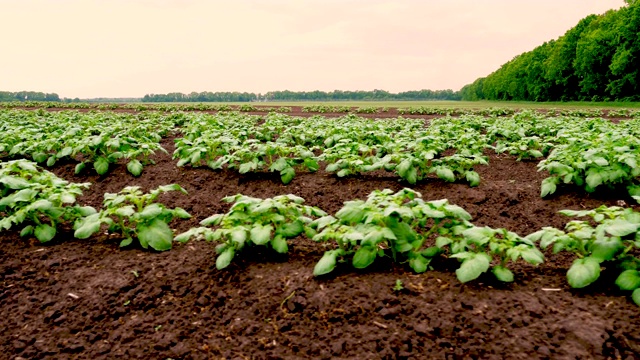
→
(74, 184, 191, 251)
(527, 205, 640, 305)
(0, 159, 96, 242)
(175, 194, 327, 269)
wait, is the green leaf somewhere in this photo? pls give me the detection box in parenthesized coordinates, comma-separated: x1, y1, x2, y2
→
(60, 193, 76, 204)
(314, 250, 339, 276)
(0, 175, 30, 189)
(337, 169, 350, 177)
(157, 184, 187, 194)
(304, 158, 319, 172)
(115, 206, 135, 218)
(436, 167, 456, 182)
(120, 238, 133, 247)
(280, 166, 296, 184)
(409, 254, 430, 273)
(231, 228, 247, 247)
(421, 246, 441, 258)
(336, 205, 366, 224)
(435, 236, 452, 248)
(200, 214, 223, 226)
(139, 204, 163, 219)
(269, 157, 288, 172)
(444, 205, 472, 220)
(591, 237, 623, 262)
(633, 288, 640, 306)
(386, 218, 416, 253)
(216, 247, 235, 270)
(58, 147, 73, 159)
(12, 189, 38, 203)
(604, 220, 638, 237)
(278, 220, 304, 238)
(34, 224, 56, 243)
(465, 171, 480, 187)
(404, 166, 418, 184)
(127, 160, 143, 176)
(239, 162, 254, 174)
(463, 227, 493, 246)
(529, 150, 544, 158)
(174, 230, 194, 243)
(567, 257, 600, 288)
(271, 235, 288, 254)
(46, 156, 56, 167)
(352, 246, 377, 269)
(326, 163, 340, 173)
(311, 216, 336, 230)
(615, 270, 640, 291)
(94, 157, 110, 175)
(540, 178, 557, 197)
(492, 266, 514, 282)
(20, 225, 34, 237)
(136, 219, 173, 251)
(585, 172, 603, 189)
(75, 162, 86, 174)
(74, 219, 101, 239)
(520, 248, 545, 265)
(32, 152, 47, 163)
(396, 159, 411, 178)
(455, 253, 491, 283)
(177, 158, 189, 167)
(250, 224, 272, 245)
(592, 157, 609, 166)
(173, 207, 191, 219)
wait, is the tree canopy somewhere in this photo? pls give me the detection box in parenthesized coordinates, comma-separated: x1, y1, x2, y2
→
(460, 1, 640, 101)
(0, 91, 60, 102)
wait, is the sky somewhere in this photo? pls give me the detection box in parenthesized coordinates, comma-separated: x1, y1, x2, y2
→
(0, 0, 627, 98)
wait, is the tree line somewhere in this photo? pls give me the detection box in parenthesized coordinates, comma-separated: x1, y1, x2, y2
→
(460, 0, 640, 102)
(141, 89, 461, 102)
(0, 91, 61, 102)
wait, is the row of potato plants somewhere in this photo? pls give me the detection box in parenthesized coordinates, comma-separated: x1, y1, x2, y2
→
(173, 112, 491, 186)
(7, 101, 640, 118)
(2, 108, 640, 197)
(0, 109, 179, 176)
(0, 160, 191, 250)
(173, 111, 640, 197)
(176, 188, 640, 306)
(1, 159, 638, 305)
(0, 101, 295, 113)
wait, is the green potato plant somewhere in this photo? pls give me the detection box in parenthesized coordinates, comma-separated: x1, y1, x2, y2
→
(312, 188, 543, 283)
(527, 205, 640, 305)
(0, 159, 96, 242)
(175, 194, 327, 269)
(74, 184, 191, 251)
(443, 226, 544, 283)
(311, 188, 472, 276)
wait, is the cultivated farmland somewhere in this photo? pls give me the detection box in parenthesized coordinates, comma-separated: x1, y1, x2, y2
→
(1, 106, 639, 359)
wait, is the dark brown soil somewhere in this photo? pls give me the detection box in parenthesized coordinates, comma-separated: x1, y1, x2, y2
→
(2, 132, 640, 359)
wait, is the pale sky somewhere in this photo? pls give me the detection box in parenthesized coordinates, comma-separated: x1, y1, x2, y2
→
(0, 0, 626, 98)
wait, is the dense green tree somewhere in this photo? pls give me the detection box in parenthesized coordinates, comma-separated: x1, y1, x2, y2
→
(0, 91, 61, 102)
(461, 1, 639, 101)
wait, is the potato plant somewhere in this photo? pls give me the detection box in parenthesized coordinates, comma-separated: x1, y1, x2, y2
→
(527, 205, 640, 305)
(312, 188, 543, 282)
(538, 128, 640, 197)
(0, 160, 96, 242)
(311, 189, 470, 276)
(175, 194, 327, 269)
(74, 184, 191, 251)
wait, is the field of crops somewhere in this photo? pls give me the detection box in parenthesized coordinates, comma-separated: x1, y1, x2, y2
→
(1, 106, 640, 359)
